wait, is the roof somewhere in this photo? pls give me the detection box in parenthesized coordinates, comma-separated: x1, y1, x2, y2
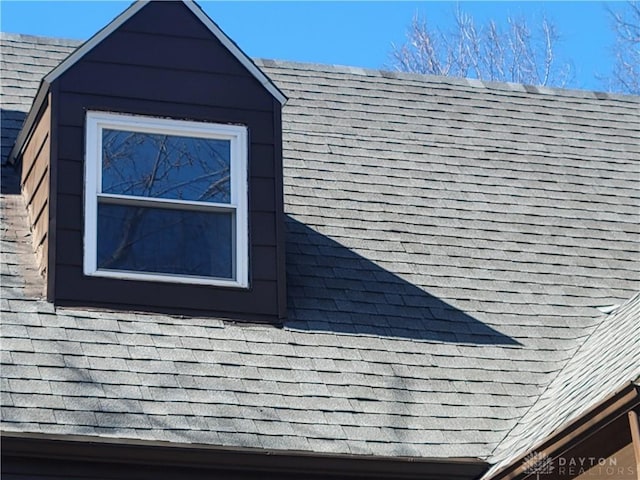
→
(1, 32, 639, 470)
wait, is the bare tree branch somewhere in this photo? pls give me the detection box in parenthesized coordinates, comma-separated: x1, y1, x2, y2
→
(605, 1, 640, 94)
(390, 7, 572, 87)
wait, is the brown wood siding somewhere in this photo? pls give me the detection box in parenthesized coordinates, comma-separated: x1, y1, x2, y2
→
(49, 1, 285, 322)
(572, 442, 636, 479)
(20, 99, 51, 277)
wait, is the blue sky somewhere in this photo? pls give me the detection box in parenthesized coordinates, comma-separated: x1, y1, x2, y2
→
(0, 1, 619, 91)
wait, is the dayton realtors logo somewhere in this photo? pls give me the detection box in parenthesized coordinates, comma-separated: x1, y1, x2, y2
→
(522, 451, 636, 478)
(523, 452, 554, 479)
(556, 456, 635, 477)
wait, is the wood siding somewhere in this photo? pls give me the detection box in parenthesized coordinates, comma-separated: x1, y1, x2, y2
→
(49, 1, 285, 321)
(20, 98, 51, 277)
(572, 442, 636, 479)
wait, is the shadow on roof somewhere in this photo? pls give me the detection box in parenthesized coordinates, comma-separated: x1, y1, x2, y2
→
(1, 109, 27, 167)
(285, 216, 520, 346)
(1, 164, 21, 195)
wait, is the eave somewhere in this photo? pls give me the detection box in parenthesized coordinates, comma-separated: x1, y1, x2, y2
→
(1, 432, 488, 480)
(487, 379, 640, 480)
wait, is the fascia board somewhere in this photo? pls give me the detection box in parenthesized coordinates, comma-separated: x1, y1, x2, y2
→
(1, 431, 488, 479)
(7, 81, 50, 165)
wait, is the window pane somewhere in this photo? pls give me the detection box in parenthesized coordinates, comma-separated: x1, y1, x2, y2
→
(102, 129, 231, 203)
(97, 204, 233, 279)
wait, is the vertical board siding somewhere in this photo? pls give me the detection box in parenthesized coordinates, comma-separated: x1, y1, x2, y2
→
(20, 102, 51, 277)
(49, 1, 285, 321)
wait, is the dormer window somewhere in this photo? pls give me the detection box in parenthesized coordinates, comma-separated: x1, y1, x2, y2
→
(83, 111, 249, 288)
(9, 0, 286, 320)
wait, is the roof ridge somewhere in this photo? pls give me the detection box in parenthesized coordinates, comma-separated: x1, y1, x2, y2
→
(2, 31, 637, 101)
(0, 31, 83, 47)
(255, 58, 640, 102)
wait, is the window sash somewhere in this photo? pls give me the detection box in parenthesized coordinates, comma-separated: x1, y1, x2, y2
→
(97, 203, 235, 281)
(101, 128, 232, 204)
(84, 111, 249, 288)
(97, 193, 237, 213)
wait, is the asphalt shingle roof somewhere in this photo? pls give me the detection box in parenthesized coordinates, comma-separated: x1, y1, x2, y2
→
(1, 32, 639, 468)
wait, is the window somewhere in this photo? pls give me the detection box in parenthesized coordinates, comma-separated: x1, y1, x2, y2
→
(84, 111, 249, 288)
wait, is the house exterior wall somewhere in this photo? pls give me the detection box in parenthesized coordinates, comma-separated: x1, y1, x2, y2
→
(571, 443, 636, 479)
(46, 1, 286, 321)
(20, 97, 51, 277)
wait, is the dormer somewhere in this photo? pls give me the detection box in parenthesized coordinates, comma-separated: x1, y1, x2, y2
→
(9, 0, 287, 322)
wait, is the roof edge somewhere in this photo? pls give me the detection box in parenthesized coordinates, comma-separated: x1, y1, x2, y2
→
(6, 81, 49, 165)
(253, 58, 640, 102)
(1, 432, 488, 480)
(0, 31, 81, 46)
(485, 380, 640, 480)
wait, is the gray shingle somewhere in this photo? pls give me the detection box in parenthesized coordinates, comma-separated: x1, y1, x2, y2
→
(2, 338, 34, 352)
(96, 412, 152, 429)
(54, 410, 98, 426)
(48, 380, 105, 398)
(1, 364, 39, 379)
(9, 393, 65, 409)
(2, 406, 55, 424)
(7, 378, 51, 394)
(81, 343, 128, 357)
(10, 352, 65, 367)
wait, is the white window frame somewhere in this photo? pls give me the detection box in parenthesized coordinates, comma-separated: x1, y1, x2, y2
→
(84, 111, 249, 288)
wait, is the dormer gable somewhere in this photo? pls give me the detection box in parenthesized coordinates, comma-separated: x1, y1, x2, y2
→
(11, 0, 287, 322)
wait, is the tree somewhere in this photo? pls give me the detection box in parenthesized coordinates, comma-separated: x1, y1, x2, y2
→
(390, 7, 572, 88)
(606, 1, 640, 94)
